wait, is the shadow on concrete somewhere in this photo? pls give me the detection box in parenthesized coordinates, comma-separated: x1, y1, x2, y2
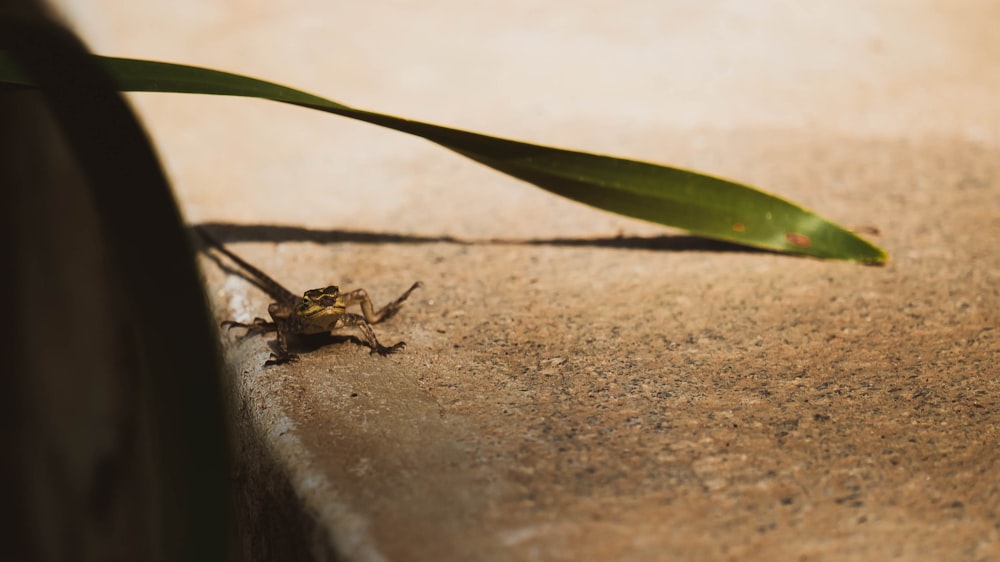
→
(195, 222, 772, 255)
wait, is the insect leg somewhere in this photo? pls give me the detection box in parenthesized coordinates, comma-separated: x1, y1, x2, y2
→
(340, 281, 422, 324)
(335, 313, 406, 355)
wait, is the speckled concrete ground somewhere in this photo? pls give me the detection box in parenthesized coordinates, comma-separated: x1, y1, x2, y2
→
(58, 1, 999, 560)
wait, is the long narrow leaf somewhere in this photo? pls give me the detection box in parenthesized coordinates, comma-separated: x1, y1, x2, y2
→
(0, 53, 886, 262)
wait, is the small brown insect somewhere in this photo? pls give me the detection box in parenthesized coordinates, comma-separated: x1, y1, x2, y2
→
(196, 227, 420, 365)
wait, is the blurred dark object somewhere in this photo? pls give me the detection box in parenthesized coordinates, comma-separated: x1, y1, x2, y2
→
(0, 2, 232, 560)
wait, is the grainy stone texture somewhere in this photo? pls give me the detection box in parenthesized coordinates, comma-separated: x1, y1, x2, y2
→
(57, 1, 998, 560)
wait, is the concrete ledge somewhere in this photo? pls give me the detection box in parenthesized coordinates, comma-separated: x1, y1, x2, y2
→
(203, 132, 1000, 558)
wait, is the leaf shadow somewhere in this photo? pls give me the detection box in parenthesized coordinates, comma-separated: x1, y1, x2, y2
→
(194, 222, 774, 255)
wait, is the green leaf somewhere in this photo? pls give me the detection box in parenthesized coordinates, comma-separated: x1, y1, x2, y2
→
(0, 52, 886, 262)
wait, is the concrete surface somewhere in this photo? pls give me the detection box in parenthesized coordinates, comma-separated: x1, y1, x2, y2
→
(57, 1, 998, 560)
